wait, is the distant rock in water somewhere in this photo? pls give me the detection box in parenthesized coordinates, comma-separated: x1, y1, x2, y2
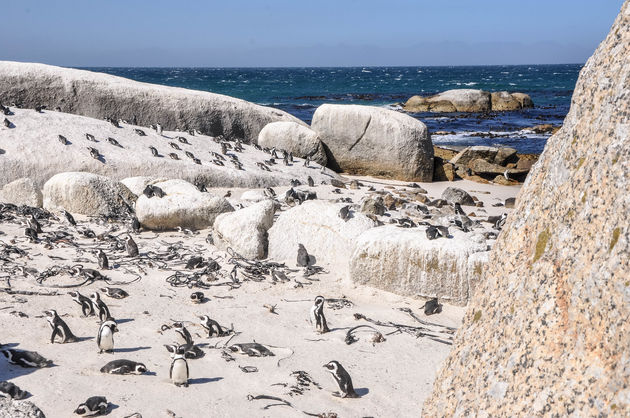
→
(0, 61, 302, 141)
(311, 104, 434, 181)
(403, 89, 533, 113)
(424, 2, 630, 416)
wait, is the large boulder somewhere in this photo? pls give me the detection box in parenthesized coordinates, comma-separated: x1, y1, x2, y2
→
(450, 146, 499, 166)
(424, 3, 630, 416)
(350, 226, 489, 305)
(0, 108, 338, 189)
(257, 121, 327, 166)
(441, 187, 475, 206)
(213, 199, 276, 259)
(404, 89, 491, 113)
(268, 200, 376, 268)
(43, 172, 135, 216)
(490, 91, 534, 111)
(311, 104, 434, 181)
(0, 177, 43, 207)
(0, 61, 302, 141)
(135, 179, 233, 230)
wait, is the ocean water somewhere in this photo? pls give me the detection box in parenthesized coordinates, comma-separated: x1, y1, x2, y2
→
(84, 65, 581, 154)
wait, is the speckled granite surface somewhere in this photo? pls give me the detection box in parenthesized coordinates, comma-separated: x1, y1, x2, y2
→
(423, 2, 630, 416)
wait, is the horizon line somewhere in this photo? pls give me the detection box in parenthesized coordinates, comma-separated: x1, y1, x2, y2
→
(72, 63, 585, 70)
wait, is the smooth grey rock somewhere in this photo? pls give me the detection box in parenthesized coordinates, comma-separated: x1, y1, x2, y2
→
(441, 187, 475, 206)
(43, 172, 135, 217)
(0, 178, 43, 207)
(0, 61, 302, 141)
(311, 104, 434, 181)
(257, 121, 327, 166)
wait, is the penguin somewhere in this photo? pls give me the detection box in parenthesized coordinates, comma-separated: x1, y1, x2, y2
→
(169, 142, 181, 151)
(172, 322, 204, 359)
(220, 142, 228, 155)
(0, 348, 52, 368)
(69, 291, 94, 316)
(44, 309, 79, 343)
(58, 134, 70, 145)
(190, 291, 205, 304)
(310, 296, 330, 333)
(90, 292, 112, 322)
(323, 361, 359, 398)
(156, 123, 163, 135)
(211, 151, 225, 161)
(307, 176, 315, 187)
(495, 213, 507, 230)
(169, 153, 180, 160)
(177, 136, 190, 145)
(185, 151, 195, 159)
(423, 297, 442, 315)
(303, 156, 310, 167)
(149, 146, 159, 157)
(338, 205, 351, 221)
(35, 105, 46, 113)
(297, 243, 310, 267)
(97, 319, 118, 353)
(3, 118, 12, 127)
(62, 210, 76, 226)
(106, 137, 122, 148)
(74, 396, 109, 416)
(165, 344, 189, 387)
(0, 380, 29, 400)
(100, 359, 147, 375)
(126, 235, 139, 257)
(198, 315, 228, 337)
(193, 158, 202, 165)
(134, 128, 146, 136)
(288, 152, 294, 162)
(425, 226, 439, 240)
(228, 343, 274, 357)
(27, 214, 42, 233)
(97, 250, 109, 270)
(100, 287, 128, 299)
(85, 133, 97, 142)
(88, 147, 100, 160)
(172, 322, 193, 346)
(130, 217, 141, 233)
(24, 227, 38, 242)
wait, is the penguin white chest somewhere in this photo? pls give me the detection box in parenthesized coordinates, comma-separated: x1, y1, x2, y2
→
(171, 358, 188, 384)
(99, 327, 114, 351)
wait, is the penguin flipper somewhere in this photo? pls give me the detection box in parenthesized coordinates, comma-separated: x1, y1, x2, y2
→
(50, 328, 59, 344)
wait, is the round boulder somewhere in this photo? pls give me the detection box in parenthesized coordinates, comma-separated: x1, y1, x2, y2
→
(257, 121, 327, 166)
(311, 104, 434, 181)
(135, 179, 233, 230)
(441, 187, 475, 206)
(43, 172, 136, 217)
(0, 177, 43, 207)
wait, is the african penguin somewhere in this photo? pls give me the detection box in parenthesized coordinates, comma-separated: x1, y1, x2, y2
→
(69, 291, 94, 316)
(165, 344, 189, 387)
(0, 348, 52, 368)
(97, 319, 118, 353)
(126, 235, 139, 257)
(310, 296, 330, 333)
(97, 250, 109, 270)
(100, 287, 128, 299)
(323, 360, 359, 398)
(90, 292, 111, 322)
(297, 243, 310, 267)
(44, 309, 79, 343)
(100, 359, 147, 375)
(74, 396, 109, 416)
(199, 315, 227, 337)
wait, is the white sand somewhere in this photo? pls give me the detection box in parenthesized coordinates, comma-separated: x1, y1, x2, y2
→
(0, 176, 519, 417)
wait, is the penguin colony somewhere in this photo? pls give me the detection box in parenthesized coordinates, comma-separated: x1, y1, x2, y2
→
(0, 104, 512, 416)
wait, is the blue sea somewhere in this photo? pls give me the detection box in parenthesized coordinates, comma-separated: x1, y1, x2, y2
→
(84, 65, 581, 154)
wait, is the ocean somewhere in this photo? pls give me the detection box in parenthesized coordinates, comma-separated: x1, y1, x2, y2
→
(84, 64, 581, 154)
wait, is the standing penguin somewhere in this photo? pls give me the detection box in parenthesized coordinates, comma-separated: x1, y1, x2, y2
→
(165, 344, 189, 387)
(90, 292, 111, 322)
(97, 250, 109, 270)
(69, 291, 94, 317)
(44, 310, 78, 343)
(97, 320, 118, 353)
(126, 235, 139, 257)
(296, 243, 310, 267)
(310, 296, 330, 333)
(323, 361, 359, 398)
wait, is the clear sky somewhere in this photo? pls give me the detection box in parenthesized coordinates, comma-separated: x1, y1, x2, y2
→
(0, 0, 624, 67)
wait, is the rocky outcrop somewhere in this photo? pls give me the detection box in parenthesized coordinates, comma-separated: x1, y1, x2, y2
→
(43, 172, 135, 217)
(0, 107, 338, 189)
(424, 3, 630, 415)
(450, 146, 499, 166)
(449, 146, 533, 184)
(257, 121, 327, 166)
(0, 61, 302, 141)
(0, 177, 43, 207)
(268, 200, 376, 268)
(404, 89, 533, 113)
(491, 91, 534, 111)
(0, 397, 45, 418)
(135, 179, 233, 230)
(213, 199, 276, 259)
(441, 187, 475, 206)
(311, 104, 434, 181)
(350, 226, 489, 305)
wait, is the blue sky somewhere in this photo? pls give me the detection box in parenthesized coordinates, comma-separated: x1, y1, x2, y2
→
(0, 0, 624, 67)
